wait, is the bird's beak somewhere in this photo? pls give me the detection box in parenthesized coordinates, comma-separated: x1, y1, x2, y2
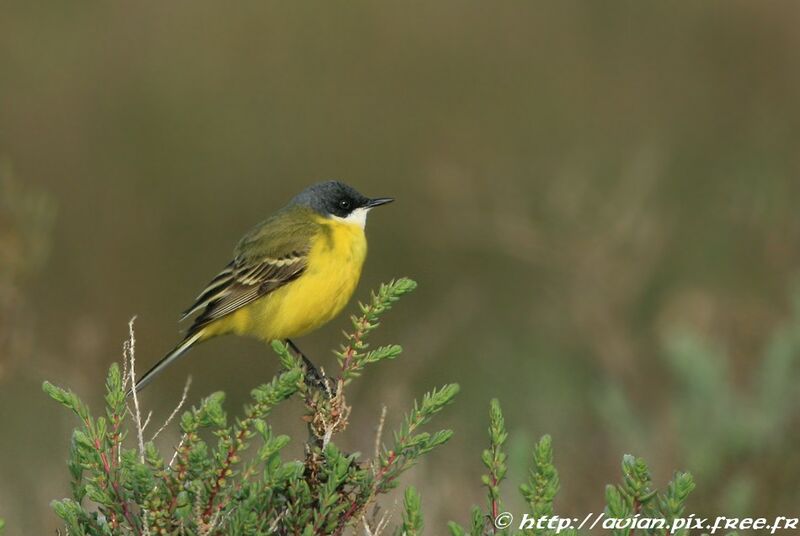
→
(366, 197, 394, 208)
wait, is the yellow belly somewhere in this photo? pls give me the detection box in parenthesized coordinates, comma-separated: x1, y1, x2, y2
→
(208, 219, 367, 341)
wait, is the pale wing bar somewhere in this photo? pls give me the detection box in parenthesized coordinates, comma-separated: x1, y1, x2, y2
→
(182, 252, 307, 335)
(180, 261, 236, 321)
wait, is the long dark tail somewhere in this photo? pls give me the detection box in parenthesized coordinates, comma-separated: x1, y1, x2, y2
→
(127, 331, 203, 396)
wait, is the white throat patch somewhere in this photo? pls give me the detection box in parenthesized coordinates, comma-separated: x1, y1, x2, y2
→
(332, 207, 370, 229)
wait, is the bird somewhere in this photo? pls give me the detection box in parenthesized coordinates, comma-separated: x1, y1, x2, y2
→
(130, 180, 393, 394)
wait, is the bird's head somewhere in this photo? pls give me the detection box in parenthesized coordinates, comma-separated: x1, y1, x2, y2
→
(292, 180, 393, 228)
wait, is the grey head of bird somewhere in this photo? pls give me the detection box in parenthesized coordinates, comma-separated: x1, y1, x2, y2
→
(291, 180, 394, 228)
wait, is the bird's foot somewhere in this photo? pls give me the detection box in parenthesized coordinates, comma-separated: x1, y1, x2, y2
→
(285, 339, 337, 398)
(305, 361, 337, 398)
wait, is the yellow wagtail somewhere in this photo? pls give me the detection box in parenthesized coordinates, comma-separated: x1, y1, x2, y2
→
(131, 181, 393, 394)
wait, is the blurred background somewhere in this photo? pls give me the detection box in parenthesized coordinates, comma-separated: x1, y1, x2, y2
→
(2, 1, 800, 533)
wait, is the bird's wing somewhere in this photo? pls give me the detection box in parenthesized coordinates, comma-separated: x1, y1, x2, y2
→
(180, 210, 318, 334)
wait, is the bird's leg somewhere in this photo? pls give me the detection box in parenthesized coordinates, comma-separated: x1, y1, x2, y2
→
(285, 339, 335, 396)
(287, 340, 357, 464)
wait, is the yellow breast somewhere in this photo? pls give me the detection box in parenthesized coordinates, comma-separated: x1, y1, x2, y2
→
(225, 217, 367, 341)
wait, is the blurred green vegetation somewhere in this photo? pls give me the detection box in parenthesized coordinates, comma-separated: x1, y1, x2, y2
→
(2, 1, 800, 533)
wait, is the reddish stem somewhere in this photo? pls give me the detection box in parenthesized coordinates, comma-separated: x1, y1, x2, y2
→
(203, 427, 249, 518)
(628, 498, 641, 536)
(96, 439, 140, 535)
(168, 434, 195, 514)
(332, 451, 398, 536)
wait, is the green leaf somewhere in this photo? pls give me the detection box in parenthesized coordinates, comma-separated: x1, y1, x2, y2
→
(42, 381, 91, 424)
(200, 391, 227, 428)
(447, 521, 466, 536)
(271, 339, 301, 371)
(251, 368, 303, 408)
(364, 344, 403, 363)
(483, 399, 508, 516)
(469, 506, 485, 536)
(104, 362, 126, 421)
(520, 434, 560, 528)
(658, 471, 696, 536)
(380, 383, 459, 492)
(399, 486, 424, 536)
(51, 499, 87, 535)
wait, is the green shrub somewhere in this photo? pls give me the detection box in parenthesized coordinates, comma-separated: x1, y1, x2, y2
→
(44, 278, 458, 535)
(42, 278, 713, 535)
(445, 399, 711, 536)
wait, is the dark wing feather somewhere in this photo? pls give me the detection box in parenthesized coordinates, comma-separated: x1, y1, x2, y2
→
(179, 206, 319, 336)
(182, 251, 308, 335)
(180, 260, 236, 320)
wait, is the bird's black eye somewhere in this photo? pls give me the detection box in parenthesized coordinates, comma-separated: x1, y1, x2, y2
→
(339, 199, 351, 210)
